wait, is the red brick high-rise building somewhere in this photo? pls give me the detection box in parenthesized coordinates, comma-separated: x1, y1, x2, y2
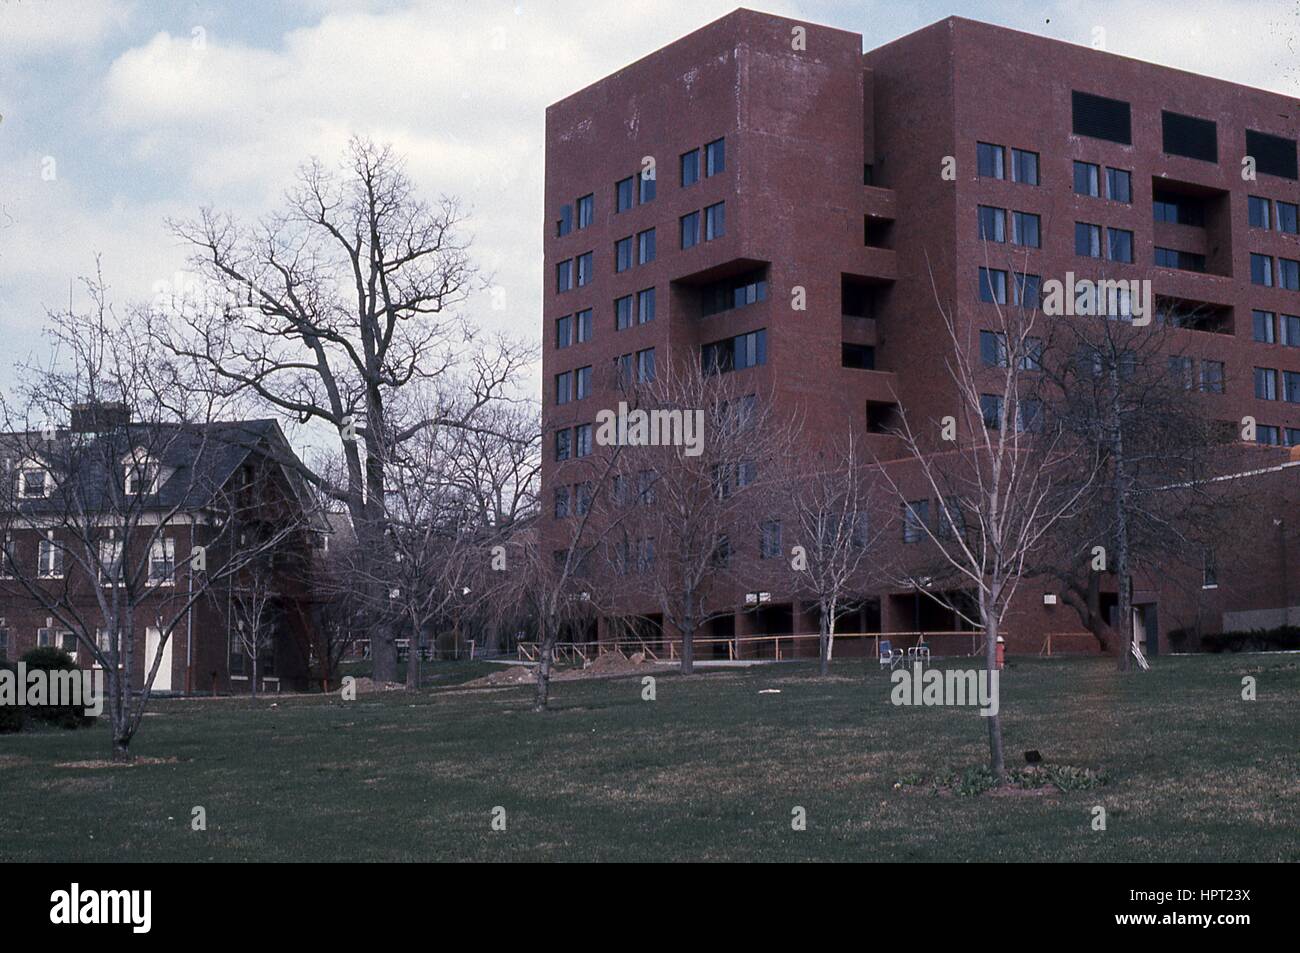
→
(542, 10, 1300, 656)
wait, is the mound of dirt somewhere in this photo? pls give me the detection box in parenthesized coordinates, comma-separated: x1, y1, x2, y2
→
(349, 677, 406, 694)
(571, 651, 648, 677)
(462, 666, 536, 688)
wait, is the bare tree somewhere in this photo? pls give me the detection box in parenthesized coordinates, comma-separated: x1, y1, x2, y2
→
(0, 272, 306, 760)
(786, 433, 884, 675)
(157, 137, 532, 683)
(875, 270, 1097, 782)
(227, 564, 277, 699)
(1041, 303, 1236, 668)
(621, 362, 800, 674)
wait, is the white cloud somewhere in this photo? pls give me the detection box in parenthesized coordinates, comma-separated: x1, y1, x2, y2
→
(0, 0, 132, 56)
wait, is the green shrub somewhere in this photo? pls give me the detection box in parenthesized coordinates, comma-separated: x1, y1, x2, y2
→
(19, 646, 96, 729)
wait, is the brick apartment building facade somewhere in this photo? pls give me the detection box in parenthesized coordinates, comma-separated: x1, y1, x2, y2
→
(541, 9, 1300, 656)
(0, 408, 328, 693)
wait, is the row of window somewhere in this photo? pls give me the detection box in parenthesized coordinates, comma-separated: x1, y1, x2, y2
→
(9, 457, 160, 499)
(554, 423, 593, 461)
(977, 206, 1041, 247)
(701, 329, 766, 376)
(978, 267, 1041, 307)
(976, 141, 1039, 184)
(1255, 425, 1300, 446)
(1252, 310, 1300, 346)
(615, 288, 656, 329)
(1250, 254, 1300, 290)
(554, 366, 592, 404)
(979, 331, 1042, 370)
(902, 498, 965, 544)
(1253, 367, 1300, 403)
(556, 470, 659, 517)
(1, 533, 176, 584)
(555, 251, 594, 293)
(681, 202, 725, 248)
(1071, 90, 1298, 182)
(554, 137, 726, 237)
(614, 228, 657, 272)
(1247, 196, 1300, 234)
(978, 394, 1044, 433)
(614, 348, 657, 388)
(700, 271, 767, 317)
(1075, 222, 1134, 262)
(1073, 161, 1132, 203)
(1167, 356, 1226, 393)
(555, 309, 593, 349)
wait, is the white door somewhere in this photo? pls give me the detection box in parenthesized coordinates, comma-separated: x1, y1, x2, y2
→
(145, 627, 173, 691)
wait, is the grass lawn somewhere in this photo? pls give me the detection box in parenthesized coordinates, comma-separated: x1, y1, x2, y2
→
(1, 653, 1296, 862)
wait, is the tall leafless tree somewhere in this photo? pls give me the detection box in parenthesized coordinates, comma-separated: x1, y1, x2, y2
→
(157, 137, 532, 683)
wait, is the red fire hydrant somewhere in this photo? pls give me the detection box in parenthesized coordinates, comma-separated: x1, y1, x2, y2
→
(995, 636, 1006, 670)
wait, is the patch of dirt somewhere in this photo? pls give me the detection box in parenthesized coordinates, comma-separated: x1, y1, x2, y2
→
(460, 652, 654, 689)
(0, 755, 32, 768)
(348, 677, 406, 693)
(987, 784, 1053, 798)
(53, 756, 184, 770)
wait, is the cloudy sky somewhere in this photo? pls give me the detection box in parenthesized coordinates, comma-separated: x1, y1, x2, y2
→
(2, 0, 1298, 399)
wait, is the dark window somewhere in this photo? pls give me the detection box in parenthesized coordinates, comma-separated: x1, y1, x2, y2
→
(576, 365, 592, 400)
(616, 176, 635, 213)
(978, 205, 1006, 242)
(1258, 425, 1281, 446)
(576, 308, 592, 343)
(555, 371, 572, 405)
(1072, 90, 1132, 144)
(1014, 272, 1042, 308)
(1075, 222, 1102, 257)
(1284, 371, 1300, 403)
(1281, 313, 1300, 347)
(637, 287, 655, 324)
(1017, 397, 1044, 433)
(1253, 310, 1276, 344)
(979, 267, 1007, 304)
(576, 251, 593, 286)
(760, 520, 782, 559)
(841, 343, 875, 370)
(701, 270, 767, 316)
(575, 424, 592, 457)
(1279, 258, 1299, 291)
(615, 295, 633, 331)
(1106, 167, 1131, 203)
(1287, 428, 1300, 447)
(1246, 129, 1298, 180)
(1248, 196, 1272, 229)
(705, 202, 725, 240)
(1106, 227, 1133, 263)
(1152, 190, 1205, 226)
(577, 194, 594, 229)
(615, 236, 633, 273)
(557, 204, 573, 237)
(1201, 360, 1224, 394)
(681, 149, 700, 187)
(705, 138, 725, 177)
(980, 330, 1008, 367)
(980, 394, 1003, 429)
(1276, 201, 1298, 234)
(701, 329, 766, 375)
(1161, 110, 1218, 162)
(556, 259, 573, 293)
(639, 169, 656, 203)
(976, 142, 1004, 179)
(1154, 247, 1205, 272)
(903, 501, 929, 543)
(556, 314, 573, 349)
(1012, 211, 1040, 248)
(1255, 367, 1278, 400)
(1073, 161, 1100, 197)
(1251, 254, 1274, 287)
(636, 348, 655, 383)
(680, 211, 701, 249)
(554, 487, 570, 519)
(555, 429, 571, 461)
(1010, 148, 1039, 185)
(637, 228, 656, 264)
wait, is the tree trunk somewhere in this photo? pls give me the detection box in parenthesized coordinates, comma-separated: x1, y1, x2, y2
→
(371, 626, 398, 683)
(109, 672, 133, 762)
(680, 622, 695, 675)
(533, 613, 554, 711)
(250, 653, 258, 700)
(406, 628, 421, 690)
(981, 589, 1006, 784)
(818, 610, 831, 677)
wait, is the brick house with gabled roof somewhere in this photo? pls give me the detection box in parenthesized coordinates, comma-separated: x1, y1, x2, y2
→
(0, 403, 329, 693)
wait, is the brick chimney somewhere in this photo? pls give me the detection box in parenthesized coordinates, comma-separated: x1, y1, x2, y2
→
(70, 401, 131, 433)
